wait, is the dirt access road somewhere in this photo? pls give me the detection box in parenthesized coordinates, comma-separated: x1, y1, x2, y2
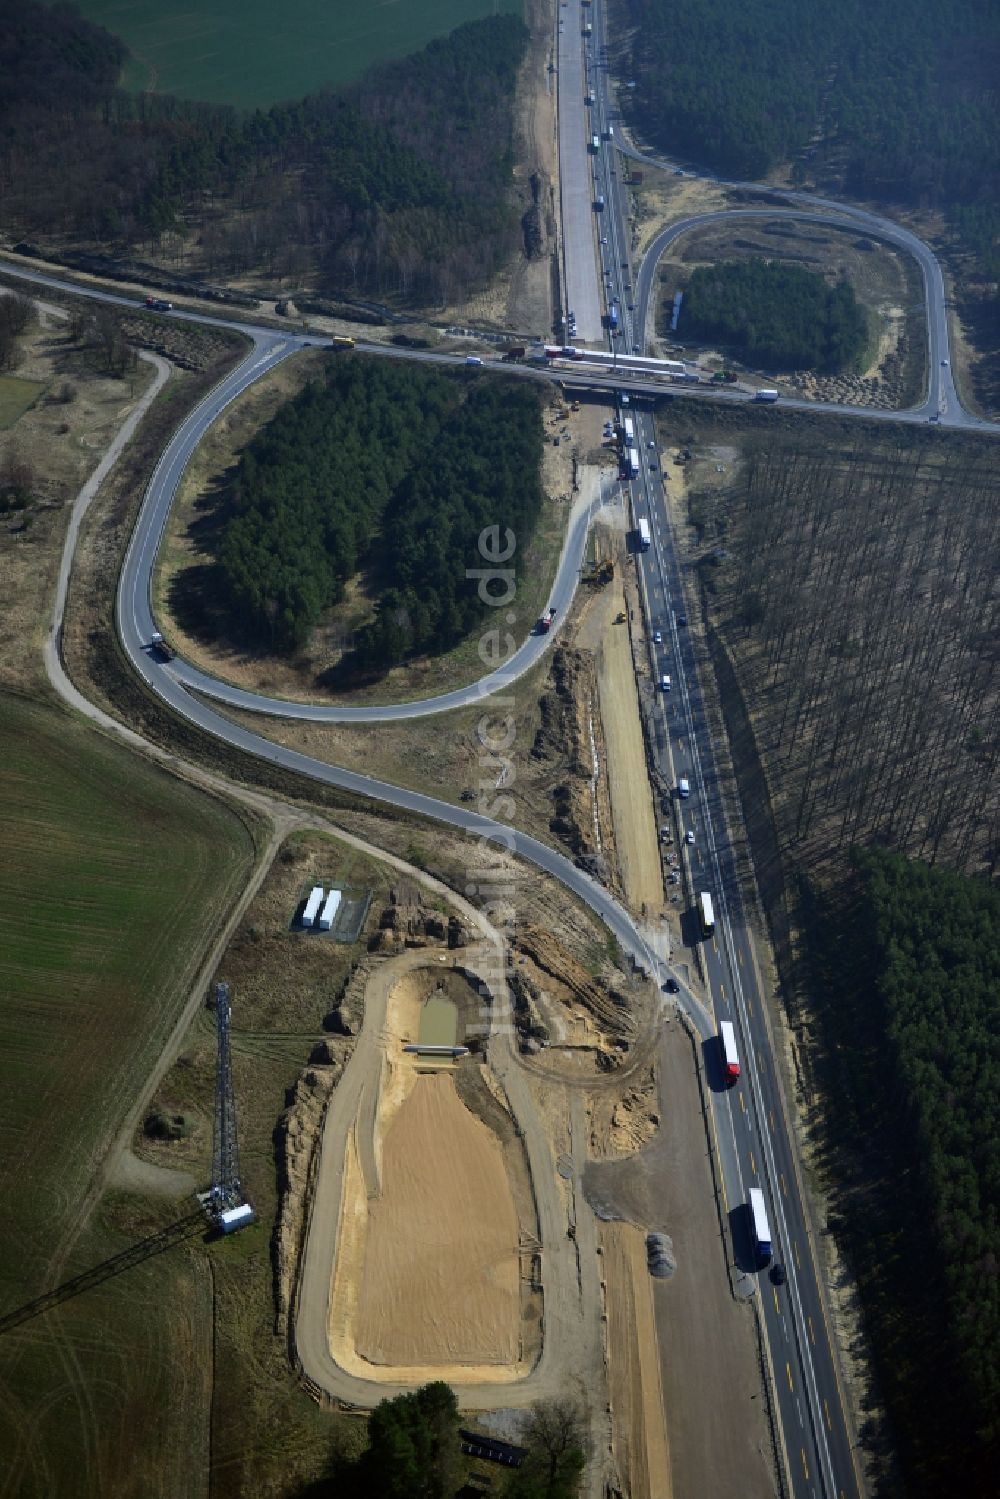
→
(591, 558, 664, 918)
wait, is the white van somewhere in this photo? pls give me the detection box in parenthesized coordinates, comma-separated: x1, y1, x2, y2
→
(678, 777, 690, 798)
(660, 674, 671, 692)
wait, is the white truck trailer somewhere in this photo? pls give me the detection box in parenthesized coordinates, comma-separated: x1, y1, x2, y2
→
(302, 886, 324, 927)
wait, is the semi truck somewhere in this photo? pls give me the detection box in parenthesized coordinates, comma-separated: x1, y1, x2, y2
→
(753, 389, 779, 403)
(607, 302, 619, 332)
(626, 447, 640, 480)
(622, 416, 636, 447)
(637, 518, 651, 550)
(594, 194, 605, 212)
(748, 1187, 773, 1266)
(590, 135, 600, 153)
(698, 891, 715, 937)
(149, 631, 176, 662)
(719, 1021, 741, 1084)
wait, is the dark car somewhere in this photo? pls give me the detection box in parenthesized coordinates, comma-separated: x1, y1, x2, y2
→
(770, 1263, 787, 1286)
(676, 614, 687, 627)
(664, 978, 679, 994)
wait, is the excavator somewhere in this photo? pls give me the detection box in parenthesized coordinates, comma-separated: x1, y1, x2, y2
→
(583, 556, 615, 585)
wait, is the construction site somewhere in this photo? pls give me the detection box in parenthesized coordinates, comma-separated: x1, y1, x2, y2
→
(258, 424, 775, 1498)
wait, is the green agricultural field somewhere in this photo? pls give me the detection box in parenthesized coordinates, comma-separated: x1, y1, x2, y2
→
(0, 375, 46, 430)
(0, 692, 257, 1497)
(77, 0, 517, 109)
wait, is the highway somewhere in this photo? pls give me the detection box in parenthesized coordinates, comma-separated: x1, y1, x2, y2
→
(556, 0, 603, 341)
(4, 4, 997, 1490)
(627, 408, 858, 1498)
(581, 2, 859, 1492)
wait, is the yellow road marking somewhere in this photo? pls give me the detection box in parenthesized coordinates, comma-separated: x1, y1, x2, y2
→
(749, 1150, 757, 1175)
(808, 1316, 816, 1345)
(737, 947, 744, 965)
(739, 1093, 746, 1114)
(758, 1050, 765, 1073)
(786, 1362, 794, 1392)
(793, 1241, 802, 1269)
(719, 983, 726, 999)
(801, 1450, 810, 1481)
(824, 1399, 833, 1431)
(780, 1172, 788, 1196)
(769, 1110, 775, 1129)
(774, 1289, 781, 1316)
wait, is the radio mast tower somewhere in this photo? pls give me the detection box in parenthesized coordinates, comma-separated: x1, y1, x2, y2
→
(208, 982, 253, 1231)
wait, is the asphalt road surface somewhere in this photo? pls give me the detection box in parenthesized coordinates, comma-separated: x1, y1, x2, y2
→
(557, 0, 604, 343)
(585, 6, 865, 1488)
(618, 138, 984, 431)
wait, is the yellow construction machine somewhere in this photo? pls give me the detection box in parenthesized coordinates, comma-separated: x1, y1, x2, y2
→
(583, 556, 615, 585)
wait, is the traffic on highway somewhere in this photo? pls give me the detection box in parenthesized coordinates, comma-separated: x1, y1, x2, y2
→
(576, 3, 861, 1492)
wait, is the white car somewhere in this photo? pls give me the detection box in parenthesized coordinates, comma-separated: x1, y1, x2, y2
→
(652, 629, 663, 644)
(684, 829, 695, 845)
(660, 674, 671, 692)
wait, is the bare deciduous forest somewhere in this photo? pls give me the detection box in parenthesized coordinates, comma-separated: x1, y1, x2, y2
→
(0, 2, 528, 309)
(694, 434, 999, 882)
(685, 423, 1000, 1492)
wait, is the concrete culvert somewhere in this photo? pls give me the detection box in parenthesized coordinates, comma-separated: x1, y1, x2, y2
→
(646, 1231, 676, 1278)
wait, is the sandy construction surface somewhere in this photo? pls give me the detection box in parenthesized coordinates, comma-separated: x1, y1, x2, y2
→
(322, 954, 538, 1385)
(601, 1222, 672, 1499)
(354, 1072, 521, 1367)
(595, 576, 664, 916)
